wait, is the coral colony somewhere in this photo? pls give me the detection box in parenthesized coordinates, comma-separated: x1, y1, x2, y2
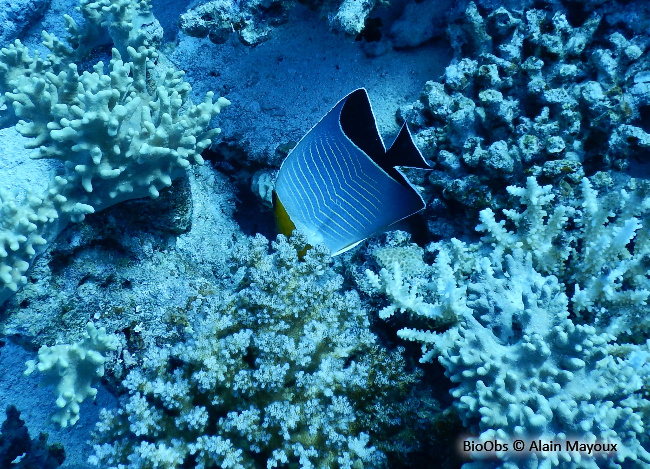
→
(1, 0, 650, 468)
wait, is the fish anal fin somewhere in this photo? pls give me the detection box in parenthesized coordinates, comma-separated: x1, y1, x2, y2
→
(273, 190, 296, 238)
(273, 190, 312, 259)
(332, 239, 365, 256)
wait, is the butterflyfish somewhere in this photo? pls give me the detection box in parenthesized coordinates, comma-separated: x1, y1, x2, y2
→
(273, 88, 430, 256)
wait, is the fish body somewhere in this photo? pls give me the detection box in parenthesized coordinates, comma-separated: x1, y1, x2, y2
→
(274, 88, 430, 256)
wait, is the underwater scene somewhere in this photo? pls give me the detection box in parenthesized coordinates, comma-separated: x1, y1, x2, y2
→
(1, 0, 650, 467)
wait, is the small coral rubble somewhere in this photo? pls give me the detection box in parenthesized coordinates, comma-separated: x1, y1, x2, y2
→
(179, 0, 391, 46)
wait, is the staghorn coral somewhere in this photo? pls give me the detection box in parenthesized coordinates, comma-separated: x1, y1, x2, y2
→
(0, 0, 163, 129)
(0, 180, 88, 298)
(477, 175, 650, 335)
(90, 233, 438, 468)
(428, 250, 650, 468)
(367, 175, 650, 341)
(365, 176, 650, 467)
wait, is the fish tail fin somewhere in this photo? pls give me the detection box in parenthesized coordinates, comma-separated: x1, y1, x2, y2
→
(386, 123, 431, 169)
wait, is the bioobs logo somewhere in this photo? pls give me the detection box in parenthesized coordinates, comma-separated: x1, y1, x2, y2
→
(456, 436, 510, 459)
(456, 435, 620, 461)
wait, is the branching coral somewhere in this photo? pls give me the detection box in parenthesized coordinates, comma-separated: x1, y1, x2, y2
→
(24, 323, 119, 428)
(0, 0, 230, 305)
(478, 175, 650, 334)
(365, 176, 650, 467)
(90, 234, 437, 468)
(431, 250, 650, 467)
(0, 180, 87, 296)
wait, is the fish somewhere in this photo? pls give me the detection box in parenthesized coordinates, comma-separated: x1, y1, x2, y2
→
(273, 88, 430, 256)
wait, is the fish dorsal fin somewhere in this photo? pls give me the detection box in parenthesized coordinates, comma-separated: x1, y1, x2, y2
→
(339, 88, 386, 161)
